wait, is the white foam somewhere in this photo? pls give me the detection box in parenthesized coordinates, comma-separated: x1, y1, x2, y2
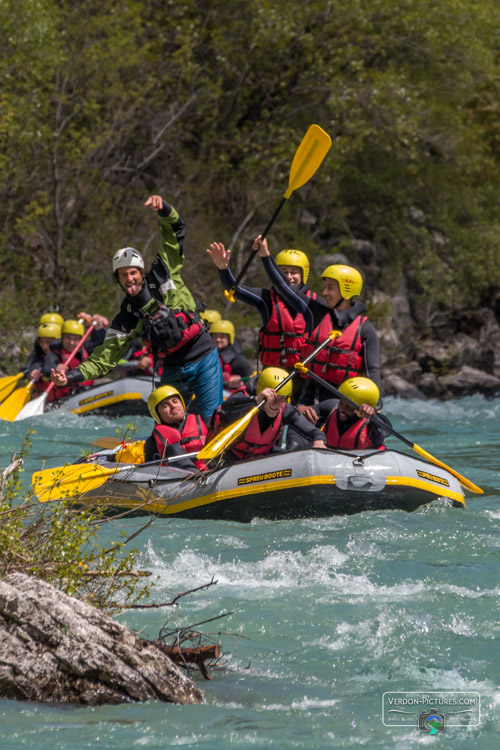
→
(144, 543, 349, 593)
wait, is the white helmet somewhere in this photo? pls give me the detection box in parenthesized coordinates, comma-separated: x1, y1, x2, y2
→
(112, 246, 145, 273)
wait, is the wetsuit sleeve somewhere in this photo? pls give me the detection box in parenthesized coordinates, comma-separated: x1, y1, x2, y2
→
(229, 353, 255, 378)
(315, 399, 337, 427)
(156, 200, 196, 313)
(71, 311, 142, 381)
(215, 393, 256, 426)
(368, 413, 392, 447)
(260, 256, 316, 334)
(360, 320, 381, 389)
(283, 404, 326, 443)
(24, 350, 43, 376)
(217, 268, 270, 325)
(42, 351, 61, 377)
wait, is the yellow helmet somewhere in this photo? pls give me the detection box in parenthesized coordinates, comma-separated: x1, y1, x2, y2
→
(210, 319, 235, 345)
(61, 319, 85, 337)
(39, 312, 64, 327)
(338, 377, 380, 408)
(321, 265, 363, 299)
(200, 309, 222, 324)
(256, 367, 293, 399)
(276, 249, 310, 284)
(147, 385, 186, 424)
(37, 322, 61, 340)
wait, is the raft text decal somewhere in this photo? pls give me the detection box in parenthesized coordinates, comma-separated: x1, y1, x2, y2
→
(78, 390, 114, 406)
(416, 469, 450, 487)
(238, 468, 292, 486)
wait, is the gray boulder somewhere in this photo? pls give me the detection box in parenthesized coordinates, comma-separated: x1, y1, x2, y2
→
(439, 366, 500, 398)
(0, 573, 203, 706)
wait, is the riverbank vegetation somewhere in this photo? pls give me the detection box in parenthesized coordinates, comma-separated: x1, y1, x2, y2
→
(1, 0, 500, 369)
(0, 431, 155, 611)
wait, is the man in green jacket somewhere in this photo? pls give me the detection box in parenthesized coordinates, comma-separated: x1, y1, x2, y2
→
(51, 195, 223, 420)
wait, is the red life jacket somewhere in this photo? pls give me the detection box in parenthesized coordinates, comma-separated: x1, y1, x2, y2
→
(50, 346, 94, 401)
(229, 404, 285, 460)
(33, 379, 55, 398)
(219, 353, 233, 378)
(153, 414, 208, 470)
(259, 288, 316, 367)
(301, 313, 367, 385)
(324, 409, 375, 450)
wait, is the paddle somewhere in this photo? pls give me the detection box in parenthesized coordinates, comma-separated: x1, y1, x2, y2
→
(294, 363, 483, 495)
(0, 373, 25, 404)
(198, 330, 341, 461)
(224, 124, 332, 303)
(0, 378, 36, 422)
(9, 321, 96, 422)
(33, 451, 200, 503)
(91, 437, 123, 450)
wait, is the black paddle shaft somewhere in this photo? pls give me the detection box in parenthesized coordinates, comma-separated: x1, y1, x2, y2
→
(229, 196, 287, 291)
(274, 331, 339, 396)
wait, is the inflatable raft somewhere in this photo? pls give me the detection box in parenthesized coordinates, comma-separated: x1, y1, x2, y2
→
(44, 446, 466, 520)
(53, 375, 233, 417)
(57, 375, 154, 416)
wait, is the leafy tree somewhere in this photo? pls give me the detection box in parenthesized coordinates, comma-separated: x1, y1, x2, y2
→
(1, 0, 500, 368)
(0, 430, 154, 612)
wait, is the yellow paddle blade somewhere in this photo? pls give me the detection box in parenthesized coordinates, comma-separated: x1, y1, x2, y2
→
(0, 382, 34, 422)
(0, 373, 24, 403)
(284, 124, 332, 199)
(198, 405, 259, 460)
(412, 444, 483, 494)
(32, 463, 122, 502)
(91, 437, 123, 449)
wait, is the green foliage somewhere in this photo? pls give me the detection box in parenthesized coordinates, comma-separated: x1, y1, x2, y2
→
(1, 0, 500, 351)
(0, 430, 155, 613)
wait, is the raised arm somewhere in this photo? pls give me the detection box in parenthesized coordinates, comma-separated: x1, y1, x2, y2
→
(145, 195, 196, 313)
(361, 321, 381, 389)
(206, 241, 271, 324)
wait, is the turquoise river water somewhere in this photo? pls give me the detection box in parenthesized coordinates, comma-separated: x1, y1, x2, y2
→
(0, 395, 498, 749)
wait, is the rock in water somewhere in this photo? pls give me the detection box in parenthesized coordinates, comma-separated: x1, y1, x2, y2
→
(0, 573, 203, 705)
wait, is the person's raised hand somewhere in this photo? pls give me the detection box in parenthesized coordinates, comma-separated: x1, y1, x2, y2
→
(252, 234, 270, 258)
(206, 242, 231, 270)
(356, 403, 375, 419)
(144, 195, 164, 211)
(256, 387, 275, 405)
(51, 367, 68, 386)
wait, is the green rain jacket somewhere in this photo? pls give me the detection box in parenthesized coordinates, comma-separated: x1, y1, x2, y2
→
(69, 201, 212, 383)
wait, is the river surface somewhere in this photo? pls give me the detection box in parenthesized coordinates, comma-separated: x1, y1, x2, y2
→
(0, 395, 498, 749)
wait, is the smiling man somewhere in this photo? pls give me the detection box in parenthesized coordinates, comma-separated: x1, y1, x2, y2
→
(143, 384, 208, 471)
(51, 195, 223, 420)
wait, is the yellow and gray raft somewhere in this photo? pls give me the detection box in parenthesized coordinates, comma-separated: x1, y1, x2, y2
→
(54, 376, 153, 416)
(33, 447, 466, 521)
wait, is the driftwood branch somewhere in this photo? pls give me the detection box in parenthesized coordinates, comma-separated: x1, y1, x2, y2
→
(152, 643, 221, 680)
(124, 577, 218, 609)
